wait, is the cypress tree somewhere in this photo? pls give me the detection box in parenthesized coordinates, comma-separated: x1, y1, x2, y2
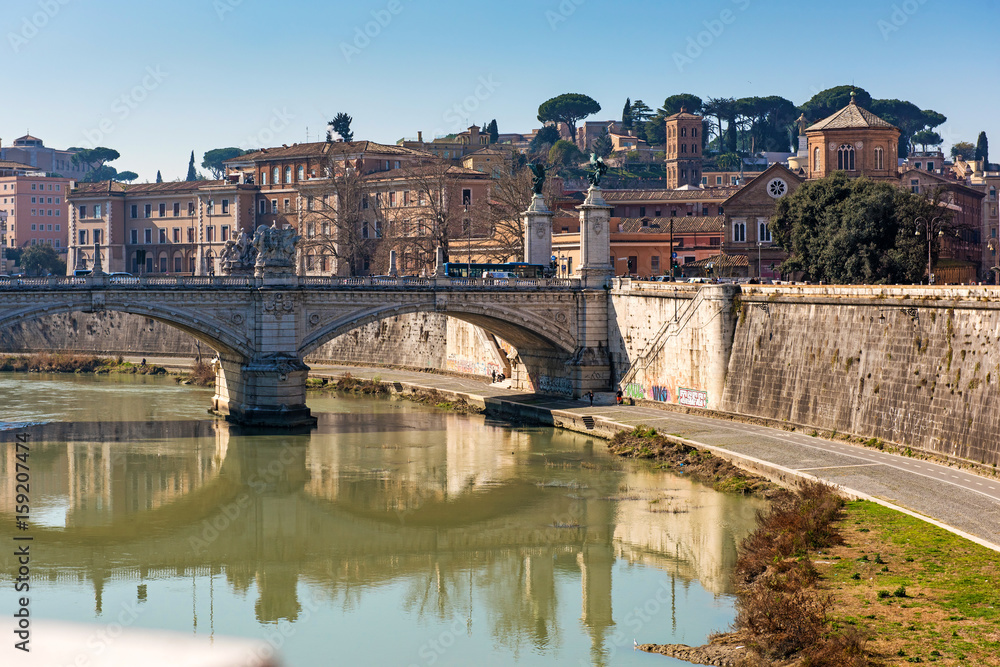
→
(155, 170, 163, 183)
(186, 151, 197, 181)
(487, 119, 499, 144)
(622, 98, 632, 132)
(975, 131, 989, 165)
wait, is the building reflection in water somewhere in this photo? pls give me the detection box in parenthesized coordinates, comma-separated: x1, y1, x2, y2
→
(0, 400, 765, 663)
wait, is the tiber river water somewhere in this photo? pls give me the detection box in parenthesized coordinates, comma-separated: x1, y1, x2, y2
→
(0, 373, 766, 666)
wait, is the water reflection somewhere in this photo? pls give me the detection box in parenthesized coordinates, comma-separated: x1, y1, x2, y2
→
(0, 376, 764, 665)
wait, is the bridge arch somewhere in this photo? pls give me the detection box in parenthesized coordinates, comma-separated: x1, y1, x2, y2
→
(0, 300, 253, 361)
(298, 301, 576, 360)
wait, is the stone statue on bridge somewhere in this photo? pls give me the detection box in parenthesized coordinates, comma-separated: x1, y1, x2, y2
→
(220, 230, 257, 275)
(587, 153, 607, 188)
(253, 223, 301, 276)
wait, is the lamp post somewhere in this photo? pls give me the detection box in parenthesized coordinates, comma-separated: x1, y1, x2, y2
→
(669, 216, 675, 279)
(989, 240, 999, 286)
(757, 241, 762, 280)
(464, 203, 471, 278)
(914, 216, 944, 285)
(0, 210, 7, 273)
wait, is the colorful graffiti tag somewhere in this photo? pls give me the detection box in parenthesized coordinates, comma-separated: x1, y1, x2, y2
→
(678, 387, 708, 408)
(650, 385, 671, 402)
(624, 383, 646, 399)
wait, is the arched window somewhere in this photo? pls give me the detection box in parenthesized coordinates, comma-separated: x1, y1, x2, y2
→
(284, 167, 291, 183)
(874, 146, 884, 170)
(272, 167, 280, 184)
(732, 219, 746, 243)
(838, 144, 855, 170)
(758, 219, 772, 242)
(261, 170, 267, 185)
(298, 166, 304, 180)
(813, 147, 820, 171)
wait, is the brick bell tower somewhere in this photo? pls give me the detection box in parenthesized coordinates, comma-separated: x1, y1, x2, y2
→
(664, 108, 703, 189)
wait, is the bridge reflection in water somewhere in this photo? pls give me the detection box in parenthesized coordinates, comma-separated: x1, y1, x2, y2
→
(0, 394, 764, 664)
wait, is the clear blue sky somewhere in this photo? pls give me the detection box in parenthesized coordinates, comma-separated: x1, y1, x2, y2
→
(3, 0, 997, 181)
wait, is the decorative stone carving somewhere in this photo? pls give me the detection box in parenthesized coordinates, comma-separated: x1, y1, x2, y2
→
(253, 223, 301, 276)
(220, 230, 257, 275)
(263, 293, 294, 319)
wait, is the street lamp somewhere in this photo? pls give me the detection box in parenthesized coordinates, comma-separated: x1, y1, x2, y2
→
(989, 240, 999, 286)
(914, 216, 944, 285)
(757, 241, 762, 280)
(0, 210, 7, 272)
(464, 203, 471, 279)
(669, 217, 675, 279)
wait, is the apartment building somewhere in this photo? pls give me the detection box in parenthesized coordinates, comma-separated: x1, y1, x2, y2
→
(0, 161, 71, 253)
(0, 134, 94, 179)
(67, 181, 254, 275)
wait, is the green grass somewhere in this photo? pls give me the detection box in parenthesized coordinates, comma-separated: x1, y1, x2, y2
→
(820, 501, 1000, 664)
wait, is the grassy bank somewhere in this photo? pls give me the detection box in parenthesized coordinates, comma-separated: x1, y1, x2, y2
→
(307, 374, 484, 414)
(608, 425, 779, 497)
(814, 500, 1000, 666)
(0, 353, 167, 376)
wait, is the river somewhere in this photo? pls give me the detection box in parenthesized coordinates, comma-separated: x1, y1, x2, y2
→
(0, 373, 766, 666)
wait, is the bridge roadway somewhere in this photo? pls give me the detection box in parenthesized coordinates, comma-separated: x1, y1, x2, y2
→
(309, 363, 1000, 553)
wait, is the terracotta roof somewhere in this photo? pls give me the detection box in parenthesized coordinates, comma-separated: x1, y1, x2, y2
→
(229, 141, 430, 163)
(0, 160, 38, 170)
(663, 110, 701, 121)
(70, 180, 226, 196)
(617, 216, 724, 234)
(806, 99, 896, 131)
(14, 134, 43, 143)
(686, 253, 748, 268)
(466, 146, 509, 156)
(602, 188, 740, 202)
(362, 164, 488, 182)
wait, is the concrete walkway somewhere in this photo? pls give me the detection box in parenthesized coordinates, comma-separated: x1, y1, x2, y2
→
(309, 363, 1000, 553)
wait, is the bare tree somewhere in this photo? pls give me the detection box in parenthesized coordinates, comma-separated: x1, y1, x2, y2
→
(297, 158, 383, 276)
(376, 159, 489, 274)
(480, 152, 559, 262)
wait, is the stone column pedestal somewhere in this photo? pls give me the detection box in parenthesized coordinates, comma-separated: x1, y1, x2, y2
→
(577, 186, 613, 289)
(211, 355, 317, 429)
(523, 194, 554, 267)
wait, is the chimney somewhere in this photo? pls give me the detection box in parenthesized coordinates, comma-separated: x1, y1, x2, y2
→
(417, 131, 423, 143)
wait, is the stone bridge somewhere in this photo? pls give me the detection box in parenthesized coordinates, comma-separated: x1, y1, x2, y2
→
(0, 274, 611, 426)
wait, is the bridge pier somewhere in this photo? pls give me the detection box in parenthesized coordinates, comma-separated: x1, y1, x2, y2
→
(211, 355, 317, 429)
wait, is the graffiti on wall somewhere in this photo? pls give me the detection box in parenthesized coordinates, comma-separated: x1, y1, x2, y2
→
(446, 356, 502, 377)
(650, 385, 671, 402)
(624, 383, 646, 399)
(538, 375, 573, 395)
(678, 387, 708, 408)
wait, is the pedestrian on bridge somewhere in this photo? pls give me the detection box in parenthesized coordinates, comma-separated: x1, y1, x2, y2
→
(587, 390, 594, 406)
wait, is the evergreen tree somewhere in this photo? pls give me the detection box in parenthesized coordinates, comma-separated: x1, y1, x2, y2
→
(592, 127, 614, 159)
(487, 119, 499, 144)
(976, 131, 990, 165)
(186, 151, 197, 181)
(155, 170, 163, 183)
(621, 98, 632, 132)
(328, 113, 354, 142)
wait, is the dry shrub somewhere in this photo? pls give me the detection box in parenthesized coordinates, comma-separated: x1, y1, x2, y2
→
(187, 361, 216, 386)
(733, 481, 853, 662)
(802, 626, 870, 667)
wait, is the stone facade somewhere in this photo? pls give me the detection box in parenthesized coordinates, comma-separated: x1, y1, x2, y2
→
(664, 110, 703, 189)
(805, 96, 900, 181)
(720, 163, 803, 280)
